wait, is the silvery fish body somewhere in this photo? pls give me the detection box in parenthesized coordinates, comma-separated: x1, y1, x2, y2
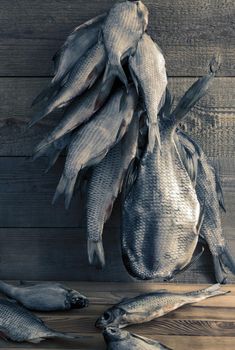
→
(34, 77, 113, 154)
(101, 0, 148, 88)
(122, 67, 217, 280)
(129, 33, 167, 151)
(178, 131, 235, 284)
(30, 42, 106, 126)
(52, 14, 106, 84)
(0, 281, 88, 311)
(87, 114, 140, 268)
(96, 284, 227, 328)
(53, 86, 138, 209)
(122, 121, 200, 280)
(0, 299, 79, 343)
(103, 327, 172, 350)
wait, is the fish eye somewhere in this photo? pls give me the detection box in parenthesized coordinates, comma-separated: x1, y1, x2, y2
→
(110, 328, 117, 334)
(103, 312, 110, 321)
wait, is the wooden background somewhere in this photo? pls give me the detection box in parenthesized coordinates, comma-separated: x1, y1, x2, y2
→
(0, 0, 234, 283)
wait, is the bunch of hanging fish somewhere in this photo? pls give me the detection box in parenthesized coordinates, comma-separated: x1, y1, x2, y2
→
(30, 0, 235, 284)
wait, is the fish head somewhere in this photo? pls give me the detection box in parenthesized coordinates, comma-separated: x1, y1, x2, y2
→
(68, 290, 89, 309)
(103, 327, 130, 344)
(95, 307, 125, 329)
(135, 1, 149, 31)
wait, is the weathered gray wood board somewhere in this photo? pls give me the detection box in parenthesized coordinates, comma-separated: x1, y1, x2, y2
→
(0, 0, 234, 76)
(0, 0, 234, 282)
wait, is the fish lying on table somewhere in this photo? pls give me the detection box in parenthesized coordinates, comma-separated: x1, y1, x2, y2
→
(0, 281, 88, 311)
(103, 327, 172, 349)
(122, 62, 217, 280)
(0, 299, 82, 343)
(96, 284, 229, 329)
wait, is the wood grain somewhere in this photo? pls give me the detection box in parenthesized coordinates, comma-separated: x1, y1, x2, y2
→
(0, 0, 234, 77)
(0, 225, 234, 282)
(0, 282, 234, 349)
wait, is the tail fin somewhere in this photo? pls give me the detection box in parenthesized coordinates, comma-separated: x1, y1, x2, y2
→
(87, 240, 105, 269)
(147, 123, 160, 152)
(103, 60, 128, 92)
(28, 105, 52, 128)
(52, 174, 77, 209)
(216, 246, 235, 280)
(31, 82, 60, 107)
(49, 331, 85, 341)
(188, 284, 230, 300)
(94, 75, 115, 111)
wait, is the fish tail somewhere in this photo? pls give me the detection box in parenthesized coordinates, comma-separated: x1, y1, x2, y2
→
(48, 331, 83, 341)
(44, 149, 61, 173)
(147, 123, 160, 153)
(94, 75, 115, 111)
(87, 239, 105, 269)
(28, 105, 53, 128)
(52, 173, 77, 209)
(0, 281, 14, 298)
(31, 83, 59, 107)
(188, 284, 230, 301)
(215, 246, 235, 281)
(103, 60, 128, 92)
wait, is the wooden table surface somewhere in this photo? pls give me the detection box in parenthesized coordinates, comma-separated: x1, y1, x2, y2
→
(0, 282, 234, 350)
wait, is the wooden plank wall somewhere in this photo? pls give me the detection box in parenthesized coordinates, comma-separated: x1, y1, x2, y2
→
(0, 0, 234, 282)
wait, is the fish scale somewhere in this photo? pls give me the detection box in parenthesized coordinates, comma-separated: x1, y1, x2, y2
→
(122, 129, 200, 280)
(30, 41, 107, 126)
(129, 34, 167, 151)
(177, 131, 235, 283)
(0, 299, 78, 343)
(96, 285, 228, 329)
(53, 86, 137, 208)
(100, 0, 148, 89)
(86, 114, 140, 268)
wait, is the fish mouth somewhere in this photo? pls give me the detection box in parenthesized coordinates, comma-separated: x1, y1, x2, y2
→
(95, 318, 106, 329)
(70, 296, 89, 309)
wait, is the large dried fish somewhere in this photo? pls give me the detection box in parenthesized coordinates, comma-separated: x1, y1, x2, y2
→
(122, 66, 216, 280)
(30, 41, 107, 127)
(177, 131, 235, 284)
(129, 33, 167, 151)
(96, 284, 228, 328)
(0, 299, 81, 343)
(103, 327, 172, 349)
(0, 281, 88, 311)
(87, 113, 140, 269)
(100, 0, 148, 90)
(53, 85, 138, 209)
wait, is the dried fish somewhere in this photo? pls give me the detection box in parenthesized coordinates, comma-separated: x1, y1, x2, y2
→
(129, 33, 167, 151)
(0, 299, 81, 343)
(103, 327, 172, 349)
(87, 113, 140, 268)
(96, 284, 228, 328)
(0, 281, 88, 311)
(122, 65, 216, 280)
(53, 85, 138, 209)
